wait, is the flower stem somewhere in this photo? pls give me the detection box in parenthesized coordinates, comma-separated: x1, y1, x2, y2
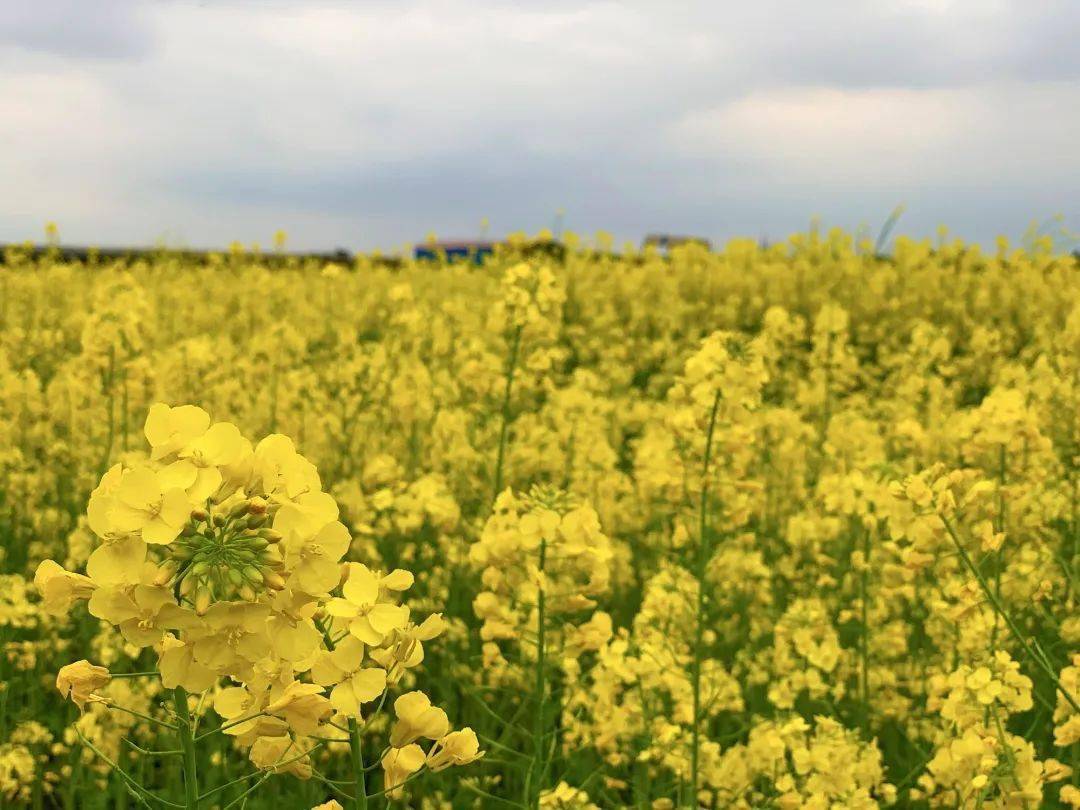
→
(859, 521, 871, 733)
(173, 688, 199, 810)
(492, 325, 523, 502)
(689, 390, 722, 807)
(348, 718, 369, 810)
(529, 533, 548, 809)
(941, 515, 1080, 714)
(991, 444, 1007, 653)
(317, 616, 369, 809)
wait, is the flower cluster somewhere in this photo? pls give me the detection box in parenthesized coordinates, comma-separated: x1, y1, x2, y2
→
(34, 403, 480, 802)
(470, 486, 613, 660)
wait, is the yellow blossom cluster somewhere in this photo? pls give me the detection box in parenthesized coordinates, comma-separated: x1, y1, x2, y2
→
(3, 228, 1080, 807)
(30, 403, 479, 804)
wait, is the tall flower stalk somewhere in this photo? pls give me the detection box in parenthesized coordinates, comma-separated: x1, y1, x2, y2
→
(688, 391, 720, 805)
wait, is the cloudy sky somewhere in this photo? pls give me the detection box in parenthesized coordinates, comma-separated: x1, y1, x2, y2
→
(1, 0, 1077, 252)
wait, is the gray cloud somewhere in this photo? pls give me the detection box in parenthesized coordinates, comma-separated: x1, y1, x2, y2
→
(0, 0, 151, 59)
(0, 0, 1076, 251)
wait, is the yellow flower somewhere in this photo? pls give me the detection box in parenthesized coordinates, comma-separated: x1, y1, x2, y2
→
(326, 563, 410, 645)
(108, 466, 192, 544)
(85, 535, 147, 586)
(86, 464, 125, 540)
(187, 602, 272, 676)
(1062, 785, 1080, 809)
(144, 403, 210, 461)
(426, 728, 484, 771)
(309, 636, 387, 717)
(381, 744, 425, 799)
(213, 685, 268, 738)
(87, 584, 182, 647)
(250, 434, 321, 503)
(159, 634, 217, 692)
(33, 560, 95, 615)
(266, 680, 332, 736)
(368, 613, 446, 681)
(55, 661, 110, 711)
(289, 521, 352, 596)
(174, 420, 247, 501)
(248, 735, 312, 779)
(390, 691, 450, 748)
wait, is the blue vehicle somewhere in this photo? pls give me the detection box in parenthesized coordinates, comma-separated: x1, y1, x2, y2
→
(413, 240, 496, 264)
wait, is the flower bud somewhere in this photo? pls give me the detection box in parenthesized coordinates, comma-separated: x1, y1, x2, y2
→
(248, 496, 268, 515)
(242, 566, 263, 584)
(259, 529, 283, 544)
(170, 545, 194, 561)
(153, 561, 177, 587)
(228, 499, 252, 519)
(194, 586, 213, 616)
(263, 571, 286, 590)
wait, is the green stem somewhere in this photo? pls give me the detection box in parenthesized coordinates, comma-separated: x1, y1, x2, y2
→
(173, 688, 199, 810)
(348, 718, 369, 810)
(860, 522, 871, 733)
(317, 616, 368, 809)
(493, 326, 523, 501)
(689, 390, 722, 807)
(941, 515, 1080, 714)
(991, 444, 1006, 653)
(529, 532, 548, 809)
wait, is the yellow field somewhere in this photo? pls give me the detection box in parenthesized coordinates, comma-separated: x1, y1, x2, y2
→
(2, 231, 1080, 808)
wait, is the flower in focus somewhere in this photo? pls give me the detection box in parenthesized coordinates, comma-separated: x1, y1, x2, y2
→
(56, 661, 110, 711)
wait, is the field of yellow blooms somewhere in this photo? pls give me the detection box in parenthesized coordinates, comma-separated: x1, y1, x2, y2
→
(2, 230, 1080, 809)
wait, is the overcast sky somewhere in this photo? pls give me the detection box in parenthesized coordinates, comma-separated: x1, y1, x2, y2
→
(1, 0, 1077, 252)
